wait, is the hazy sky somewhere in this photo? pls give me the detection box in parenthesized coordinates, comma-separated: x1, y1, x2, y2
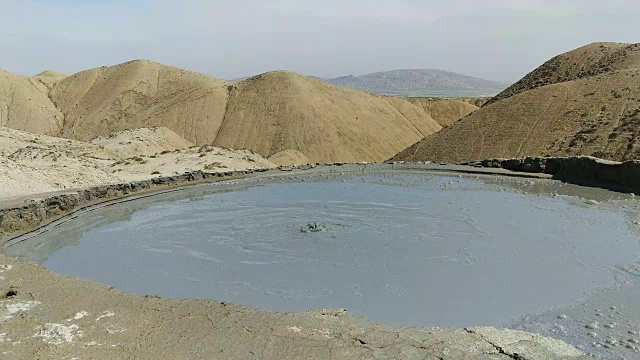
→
(1, 0, 638, 82)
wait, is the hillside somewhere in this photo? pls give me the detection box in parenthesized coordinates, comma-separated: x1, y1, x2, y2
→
(0, 60, 494, 164)
(404, 97, 480, 127)
(393, 42, 640, 163)
(487, 42, 640, 105)
(0, 69, 64, 135)
(2, 62, 468, 164)
(32, 70, 69, 89)
(49, 60, 230, 144)
(322, 69, 507, 97)
(0, 126, 273, 200)
(90, 126, 194, 158)
(214, 71, 442, 163)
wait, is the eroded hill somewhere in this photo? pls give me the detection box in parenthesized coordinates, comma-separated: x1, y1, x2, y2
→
(404, 97, 481, 127)
(1, 62, 488, 164)
(50, 60, 230, 144)
(214, 71, 443, 163)
(393, 42, 640, 163)
(487, 42, 640, 105)
(0, 69, 64, 135)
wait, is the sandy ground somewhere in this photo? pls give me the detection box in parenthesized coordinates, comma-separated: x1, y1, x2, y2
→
(0, 126, 274, 201)
(267, 149, 312, 166)
(90, 127, 194, 158)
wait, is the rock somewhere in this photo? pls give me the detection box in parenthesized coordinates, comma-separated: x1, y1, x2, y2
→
(300, 222, 327, 233)
(586, 322, 599, 330)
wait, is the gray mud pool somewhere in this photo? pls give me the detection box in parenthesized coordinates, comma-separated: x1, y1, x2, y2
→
(6, 171, 640, 359)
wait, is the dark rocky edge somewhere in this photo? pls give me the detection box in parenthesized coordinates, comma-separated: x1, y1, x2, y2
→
(0, 169, 269, 245)
(463, 156, 640, 192)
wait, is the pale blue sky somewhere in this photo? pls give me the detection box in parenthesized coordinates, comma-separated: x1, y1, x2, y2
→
(1, 0, 638, 82)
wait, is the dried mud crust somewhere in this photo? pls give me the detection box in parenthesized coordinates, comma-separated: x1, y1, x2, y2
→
(0, 160, 620, 359)
(0, 248, 591, 359)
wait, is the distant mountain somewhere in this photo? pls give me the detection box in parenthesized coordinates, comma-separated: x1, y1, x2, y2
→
(320, 69, 508, 97)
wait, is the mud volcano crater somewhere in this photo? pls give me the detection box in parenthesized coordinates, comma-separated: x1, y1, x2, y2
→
(6, 171, 640, 359)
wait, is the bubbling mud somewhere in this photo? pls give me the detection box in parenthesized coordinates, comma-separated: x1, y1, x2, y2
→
(6, 172, 640, 359)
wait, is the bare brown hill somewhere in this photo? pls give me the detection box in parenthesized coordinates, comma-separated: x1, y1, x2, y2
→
(49, 60, 230, 144)
(0, 69, 64, 135)
(487, 42, 640, 105)
(32, 70, 68, 89)
(215, 71, 442, 163)
(90, 126, 194, 158)
(2, 61, 486, 164)
(458, 97, 490, 108)
(393, 42, 640, 163)
(46, 61, 445, 162)
(404, 98, 480, 127)
(267, 149, 312, 166)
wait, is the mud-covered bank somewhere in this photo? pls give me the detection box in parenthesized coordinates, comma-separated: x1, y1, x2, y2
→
(5, 155, 640, 247)
(0, 169, 271, 247)
(1, 162, 549, 247)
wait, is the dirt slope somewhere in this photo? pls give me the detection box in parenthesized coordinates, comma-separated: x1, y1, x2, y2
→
(487, 42, 640, 105)
(405, 97, 480, 127)
(90, 126, 194, 158)
(0, 69, 64, 136)
(0, 126, 274, 200)
(457, 97, 490, 107)
(49, 60, 230, 144)
(0, 126, 121, 198)
(267, 149, 312, 166)
(32, 70, 68, 89)
(214, 71, 441, 163)
(393, 43, 640, 163)
(2, 61, 460, 165)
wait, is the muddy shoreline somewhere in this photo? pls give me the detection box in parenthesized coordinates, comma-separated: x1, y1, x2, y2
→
(5, 155, 640, 247)
(0, 161, 551, 246)
(1, 157, 632, 359)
